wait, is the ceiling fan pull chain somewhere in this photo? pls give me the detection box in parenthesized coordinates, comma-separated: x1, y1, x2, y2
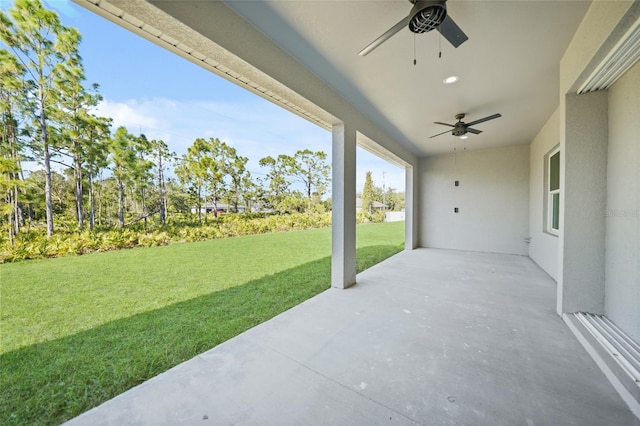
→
(454, 140, 457, 169)
(439, 31, 442, 58)
(413, 33, 417, 65)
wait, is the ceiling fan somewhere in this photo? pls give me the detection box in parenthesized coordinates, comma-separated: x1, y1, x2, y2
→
(429, 113, 502, 138)
(358, 0, 468, 56)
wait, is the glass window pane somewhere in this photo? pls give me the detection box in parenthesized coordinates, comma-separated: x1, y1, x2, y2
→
(552, 193, 560, 230)
(550, 151, 560, 191)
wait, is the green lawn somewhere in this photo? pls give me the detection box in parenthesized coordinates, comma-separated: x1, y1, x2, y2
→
(0, 222, 404, 425)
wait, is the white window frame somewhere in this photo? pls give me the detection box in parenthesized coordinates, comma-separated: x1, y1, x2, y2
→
(545, 147, 560, 236)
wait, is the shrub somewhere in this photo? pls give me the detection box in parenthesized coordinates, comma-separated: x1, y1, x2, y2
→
(356, 210, 385, 224)
(0, 212, 339, 263)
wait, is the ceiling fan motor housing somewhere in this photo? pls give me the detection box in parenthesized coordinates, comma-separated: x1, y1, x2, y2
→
(452, 123, 468, 136)
(409, 1, 447, 34)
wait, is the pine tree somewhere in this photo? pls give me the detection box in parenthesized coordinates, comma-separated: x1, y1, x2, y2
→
(361, 171, 375, 213)
(0, 0, 83, 236)
(131, 134, 154, 227)
(0, 49, 26, 244)
(226, 146, 249, 212)
(85, 120, 110, 230)
(150, 139, 174, 224)
(108, 127, 137, 229)
(286, 149, 330, 212)
(259, 154, 293, 213)
(56, 76, 103, 229)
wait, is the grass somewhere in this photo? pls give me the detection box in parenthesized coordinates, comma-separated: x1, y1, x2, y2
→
(0, 222, 404, 425)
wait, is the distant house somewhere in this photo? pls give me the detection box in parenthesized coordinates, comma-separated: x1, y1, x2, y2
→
(355, 198, 386, 213)
(190, 203, 246, 215)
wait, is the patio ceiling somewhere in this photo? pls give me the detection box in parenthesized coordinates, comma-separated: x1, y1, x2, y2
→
(77, 0, 591, 158)
(223, 0, 591, 156)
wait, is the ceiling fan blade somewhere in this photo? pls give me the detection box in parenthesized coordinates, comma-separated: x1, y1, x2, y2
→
(467, 128, 482, 135)
(358, 15, 411, 56)
(429, 129, 453, 139)
(434, 121, 455, 127)
(437, 15, 468, 48)
(466, 113, 502, 127)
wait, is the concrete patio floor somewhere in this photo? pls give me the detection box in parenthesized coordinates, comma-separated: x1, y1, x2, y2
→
(66, 248, 638, 425)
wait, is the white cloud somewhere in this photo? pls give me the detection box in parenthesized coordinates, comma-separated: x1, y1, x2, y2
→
(94, 99, 161, 133)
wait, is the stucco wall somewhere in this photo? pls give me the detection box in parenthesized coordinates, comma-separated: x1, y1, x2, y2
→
(559, 90, 609, 315)
(419, 145, 529, 255)
(528, 109, 560, 280)
(606, 61, 640, 342)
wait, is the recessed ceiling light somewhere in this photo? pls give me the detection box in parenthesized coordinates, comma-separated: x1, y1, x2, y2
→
(459, 135, 468, 139)
(443, 75, 460, 85)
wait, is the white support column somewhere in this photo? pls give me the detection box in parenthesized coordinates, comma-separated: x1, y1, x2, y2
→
(331, 123, 357, 289)
(404, 164, 419, 250)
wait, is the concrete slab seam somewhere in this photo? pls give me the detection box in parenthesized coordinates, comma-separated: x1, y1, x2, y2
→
(252, 339, 423, 425)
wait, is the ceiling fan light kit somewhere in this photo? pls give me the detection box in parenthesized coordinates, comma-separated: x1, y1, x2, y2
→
(443, 75, 460, 84)
(408, 1, 447, 34)
(358, 0, 468, 57)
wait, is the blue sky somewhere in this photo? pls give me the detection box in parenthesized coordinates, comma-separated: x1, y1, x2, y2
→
(3, 0, 404, 194)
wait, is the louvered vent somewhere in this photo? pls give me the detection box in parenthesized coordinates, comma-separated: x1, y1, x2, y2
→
(578, 16, 640, 94)
(409, 4, 446, 34)
(574, 312, 640, 385)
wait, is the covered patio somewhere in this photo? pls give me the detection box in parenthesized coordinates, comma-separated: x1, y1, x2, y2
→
(66, 249, 637, 425)
(70, 0, 640, 422)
